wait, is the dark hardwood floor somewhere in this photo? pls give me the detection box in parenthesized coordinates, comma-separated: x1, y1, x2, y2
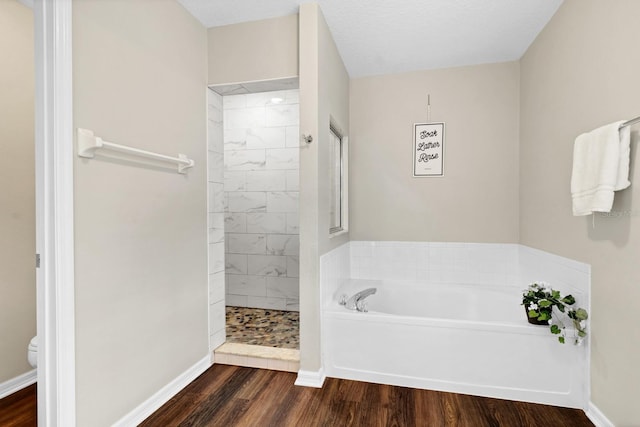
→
(142, 364, 594, 427)
(0, 384, 36, 427)
(0, 367, 594, 426)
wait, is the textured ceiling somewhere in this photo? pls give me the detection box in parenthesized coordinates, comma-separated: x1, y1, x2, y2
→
(178, 0, 563, 78)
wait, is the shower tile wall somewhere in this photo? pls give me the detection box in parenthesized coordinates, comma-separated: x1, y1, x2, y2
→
(223, 90, 300, 311)
(207, 89, 226, 351)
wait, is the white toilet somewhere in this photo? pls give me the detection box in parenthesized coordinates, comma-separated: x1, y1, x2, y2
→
(27, 336, 38, 368)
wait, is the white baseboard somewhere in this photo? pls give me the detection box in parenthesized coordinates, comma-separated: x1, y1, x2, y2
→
(0, 369, 37, 400)
(294, 368, 325, 388)
(586, 401, 615, 427)
(112, 354, 212, 427)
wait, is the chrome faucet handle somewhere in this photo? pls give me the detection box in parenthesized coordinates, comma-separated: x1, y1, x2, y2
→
(356, 300, 368, 313)
(339, 294, 348, 305)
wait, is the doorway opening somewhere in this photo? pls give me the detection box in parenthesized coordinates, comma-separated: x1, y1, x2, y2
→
(207, 78, 300, 371)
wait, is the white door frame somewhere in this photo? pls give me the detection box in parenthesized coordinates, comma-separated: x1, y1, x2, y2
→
(34, 0, 76, 425)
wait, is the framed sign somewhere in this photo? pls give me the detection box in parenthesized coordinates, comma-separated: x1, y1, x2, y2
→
(413, 122, 445, 177)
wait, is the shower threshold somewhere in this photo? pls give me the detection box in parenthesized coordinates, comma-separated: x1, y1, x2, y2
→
(213, 342, 299, 373)
(215, 306, 300, 372)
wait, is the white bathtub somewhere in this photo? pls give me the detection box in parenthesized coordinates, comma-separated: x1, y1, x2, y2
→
(322, 279, 588, 409)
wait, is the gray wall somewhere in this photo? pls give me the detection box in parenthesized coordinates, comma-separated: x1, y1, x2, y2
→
(0, 0, 35, 385)
(299, 3, 351, 372)
(207, 14, 299, 86)
(520, 1, 640, 425)
(72, 0, 208, 424)
(349, 62, 520, 243)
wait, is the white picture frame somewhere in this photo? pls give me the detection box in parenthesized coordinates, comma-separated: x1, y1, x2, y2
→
(413, 122, 445, 177)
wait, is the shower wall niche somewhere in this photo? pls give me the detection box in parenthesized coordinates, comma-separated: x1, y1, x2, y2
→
(223, 89, 300, 311)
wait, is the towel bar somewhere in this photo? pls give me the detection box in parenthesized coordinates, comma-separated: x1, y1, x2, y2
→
(77, 128, 194, 174)
(620, 116, 640, 129)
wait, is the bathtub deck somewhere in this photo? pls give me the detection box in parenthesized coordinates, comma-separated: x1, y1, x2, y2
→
(141, 364, 594, 426)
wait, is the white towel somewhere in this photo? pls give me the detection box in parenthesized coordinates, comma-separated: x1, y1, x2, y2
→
(571, 121, 631, 216)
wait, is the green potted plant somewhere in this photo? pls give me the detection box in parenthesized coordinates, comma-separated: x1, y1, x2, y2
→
(521, 282, 589, 345)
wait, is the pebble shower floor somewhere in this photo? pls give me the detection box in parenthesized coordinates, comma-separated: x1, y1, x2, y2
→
(225, 306, 299, 349)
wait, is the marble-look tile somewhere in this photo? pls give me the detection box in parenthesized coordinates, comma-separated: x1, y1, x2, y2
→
(245, 170, 286, 191)
(225, 294, 248, 307)
(225, 212, 246, 233)
(207, 124, 223, 153)
(208, 151, 224, 183)
(224, 150, 265, 171)
(286, 256, 299, 278)
(226, 274, 266, 297)
(208, 271, 225, 303)
(227, 233, 266, 254)
(212, 84, 247, 96)
(220, 89, 299, 311)
(209, 212, 224, 231)
(282, 89, 299, 104)
(247, 296, 286, 311)
(223, 94, 246, 109)
(241, 78, 299, 94)
(224, 171, 245, 192)
(285, 170, 299, 191)
(285, 126, 300, 148)
(246, 127, 286, 149)
(245, 90, 298, 108)
(285, 299, 299, 312)
(208, 242, 225, 274)
(224, 212, 247, 233)
(246, 212, 286, 234)
(226, 254, 248, 275)
(227, 192, 266, 213)
(225, 107, 265, 130)
(209, 328, 226, 352)
(208, 227, 224, 244)
(207, 89, 223, 109)
(266, 277, 299, 298)
(285, 213, 299, 234)
(208, 103, 223, 123)
(265, 148, 298, 170)
(266, 104, 299, 127)
(208, 183, 224, 213)
(248, 255, 287, 277)
(209, 300, 226, 334)
(245, 92, 276, 108)
(224, 129, 247, 151)
(267, 191, 299, 213)
(266, 234, 299, 256)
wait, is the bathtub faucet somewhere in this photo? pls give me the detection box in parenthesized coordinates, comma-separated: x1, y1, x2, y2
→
(340, 288, 377, 312)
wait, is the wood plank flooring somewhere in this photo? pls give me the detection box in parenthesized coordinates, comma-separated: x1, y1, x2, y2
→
(0, 384, 36, 427)
(142, 364, 594, 427)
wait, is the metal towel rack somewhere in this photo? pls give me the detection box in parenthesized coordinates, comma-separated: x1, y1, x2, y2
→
(77, 128, 194, 174)
(620, 116, 640, 129)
